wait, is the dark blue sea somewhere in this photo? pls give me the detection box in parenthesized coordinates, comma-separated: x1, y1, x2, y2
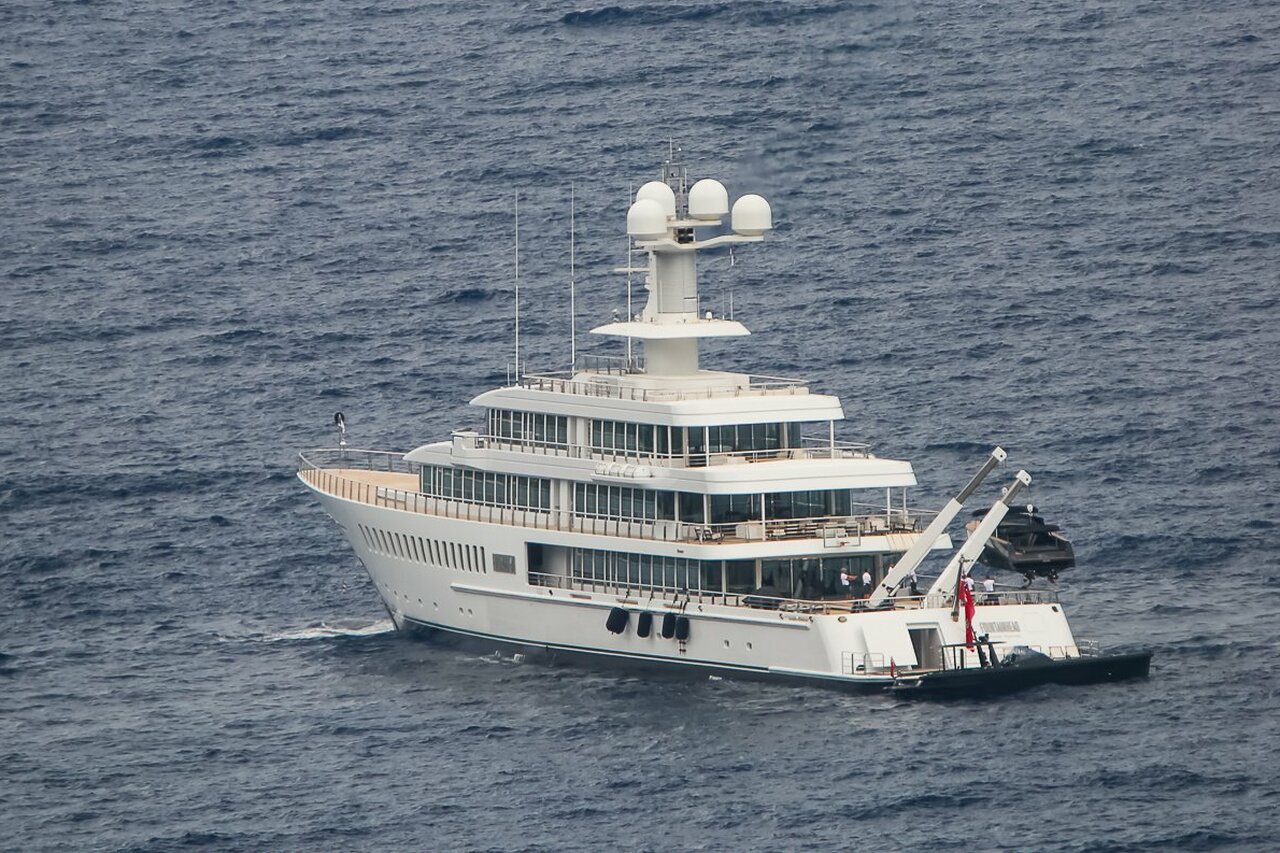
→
(4, 0, 1279, 849)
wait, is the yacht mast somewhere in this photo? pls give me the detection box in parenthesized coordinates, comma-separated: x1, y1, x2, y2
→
(569, 182, 576, 368)
(513, 192, 521, 379)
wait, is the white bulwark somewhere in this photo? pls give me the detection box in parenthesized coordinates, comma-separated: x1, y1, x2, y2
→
(297, 154, 1087, 691)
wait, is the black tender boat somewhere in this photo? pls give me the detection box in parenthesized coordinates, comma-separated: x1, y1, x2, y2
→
(968, 503, 1075, 579)
(887, 643, 1153, 699)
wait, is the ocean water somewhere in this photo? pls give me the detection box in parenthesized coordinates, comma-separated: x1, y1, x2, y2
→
(3, 0, 1279, 849)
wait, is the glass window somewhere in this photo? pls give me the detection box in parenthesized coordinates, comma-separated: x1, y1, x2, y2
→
(678, 492, 705, 523)
(710, 494, 760, 524)
(702, 561, 722, 593)
(726, 560, 757, 594)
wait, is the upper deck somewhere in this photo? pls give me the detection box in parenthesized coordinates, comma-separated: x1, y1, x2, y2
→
(517, 355, 810, 404)
(299, 449, 927, 548)
(475, 354, 845, 427)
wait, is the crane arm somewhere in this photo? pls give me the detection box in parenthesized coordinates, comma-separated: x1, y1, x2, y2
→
(866, 447, 1007, 607)
(927, 470, 1032, 598)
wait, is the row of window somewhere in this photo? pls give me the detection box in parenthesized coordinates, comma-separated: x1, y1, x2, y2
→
(488, 409, 569, 446)
(568, 548, 901, 599)
(572, 485, 856, 526)
(575, 483, 685, 523)
(590, 420, 682, 455)
(358, 524, 488, 573)
(760, 555, 891, 600)
(712, 490, 855, 523)
(587, 419, 805, 457)
(413, 474, 865, 528)
(572, 548, 719, 594)
(693, 423, 800, 454)
(419, 465, 553, 511)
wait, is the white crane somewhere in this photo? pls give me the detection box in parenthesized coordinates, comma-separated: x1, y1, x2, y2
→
(866, 447, 1006, 607)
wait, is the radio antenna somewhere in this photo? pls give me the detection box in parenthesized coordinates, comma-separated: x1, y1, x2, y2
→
(570, 182, 577, 369)
(626, 181, 634, 363)
(514, 191, 521, 380)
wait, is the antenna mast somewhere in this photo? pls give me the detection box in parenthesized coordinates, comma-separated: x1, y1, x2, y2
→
(570, 182, 576, 368)
(626, 181, 634, 363)
(514, 191, 520, 380)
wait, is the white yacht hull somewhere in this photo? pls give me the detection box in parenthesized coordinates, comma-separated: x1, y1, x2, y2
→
(311, 486, 1081, 689)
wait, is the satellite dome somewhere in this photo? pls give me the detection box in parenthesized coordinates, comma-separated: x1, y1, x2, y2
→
(688, 179, 729, 220)
(635, 181, 677, 218)
(627, 198, 668, 240)
(731, 194, 772, 236)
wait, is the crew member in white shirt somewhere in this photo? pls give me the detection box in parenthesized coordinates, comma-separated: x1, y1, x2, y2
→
(982, 574, 997, 603)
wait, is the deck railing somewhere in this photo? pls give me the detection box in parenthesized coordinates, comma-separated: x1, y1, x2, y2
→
(461, 433, 871, 465)
(298, 449, 933, 545)
(527, 571, 1058, 615)
(516, 370, 810, 402)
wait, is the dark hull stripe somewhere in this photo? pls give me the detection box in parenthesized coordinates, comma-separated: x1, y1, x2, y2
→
(398, 615, 886, 693)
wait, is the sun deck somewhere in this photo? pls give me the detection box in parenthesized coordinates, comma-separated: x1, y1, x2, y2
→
(515, 354, 811, 403)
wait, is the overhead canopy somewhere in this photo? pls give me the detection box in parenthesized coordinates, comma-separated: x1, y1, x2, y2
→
(470, 386, 845, 427)
(590, 319, 750, 340)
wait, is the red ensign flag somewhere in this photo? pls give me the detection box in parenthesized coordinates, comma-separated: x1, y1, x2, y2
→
(958, 581, 977, 650)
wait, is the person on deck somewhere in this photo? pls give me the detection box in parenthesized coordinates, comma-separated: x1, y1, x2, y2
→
(983, 574, 997, 603)
(861, 568, 872, 598)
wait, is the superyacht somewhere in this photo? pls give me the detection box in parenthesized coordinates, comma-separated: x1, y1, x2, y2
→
(298, 154, 1150, 695)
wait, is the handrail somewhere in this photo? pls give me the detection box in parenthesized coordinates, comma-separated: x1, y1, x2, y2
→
(298, 449, 939, 545)
(515, 371, 810, 402)
(529, 570, 860, 614)
(525, 571, 1057, 614)
(299, 448, 416, 473)
(460, 433, 872, 465)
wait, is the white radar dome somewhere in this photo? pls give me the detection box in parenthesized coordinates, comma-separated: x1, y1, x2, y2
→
(627, 198, 669, 240)
(635, 181, 677, 218)
(731, 194, 772, 236)
(688, 179, 729, 220)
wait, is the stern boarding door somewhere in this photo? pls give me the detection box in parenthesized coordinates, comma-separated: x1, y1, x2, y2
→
(908, 625, 944, 671)
(857, 619, 918, 672)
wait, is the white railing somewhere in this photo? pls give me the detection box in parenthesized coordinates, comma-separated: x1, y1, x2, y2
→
(464, 433, 872, 466)
(299, 449, 937, 546)
(516, 370, 810, 402)
(530, 571, 893, 615)
(842, 652, 891, 675)
(800, 436, 872, 459)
